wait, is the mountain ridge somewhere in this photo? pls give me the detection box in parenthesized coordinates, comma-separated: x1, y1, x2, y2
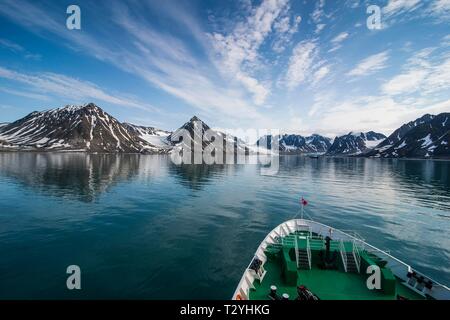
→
(326, 131, 387, 156)
(0, 104, 448, 158)
(257, 133, 332, 153)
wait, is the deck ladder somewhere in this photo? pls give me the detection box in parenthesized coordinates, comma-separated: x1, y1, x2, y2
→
(294, 235, 299, 268)
(352, 239, 361, 273)
(340, 239, 348, 272)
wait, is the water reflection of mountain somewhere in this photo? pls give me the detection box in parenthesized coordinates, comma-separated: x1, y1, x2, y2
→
(169, 163, 229, 190)
(0, 153, 145, 202)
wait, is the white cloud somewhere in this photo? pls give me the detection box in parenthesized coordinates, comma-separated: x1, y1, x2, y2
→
(346, 0, 360, 9)
(328, 32, 349, 52)
(309, 95, 450, 137)
(311, 0, 326, 23)
(347, 51, 390, 77)
(209, 0, 290, 105)
(382, 0, 422, 18)
(312, 65, 331, 86)
(0, 0, 269, 124)
(285, 40, 318, 89)
(315, 23, 326, 34)
(442, 34, 450, 46)
(382, 48, 450, 96)
(308, 91, 335, 117)
(272, 15, 302, 53)
(331, 32, 349, 44)
(382, 70, 428, 96)
(426, 0, 450, 22)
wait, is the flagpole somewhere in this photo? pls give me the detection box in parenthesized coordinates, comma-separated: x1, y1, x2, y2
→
(301, 202, 304, 220)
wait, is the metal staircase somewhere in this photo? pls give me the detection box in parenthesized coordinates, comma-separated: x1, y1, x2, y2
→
(297, 248, 310, 269)
(345, 252, 359, 273)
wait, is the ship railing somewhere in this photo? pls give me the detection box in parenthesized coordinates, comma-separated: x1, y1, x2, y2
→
(341, 230, 365, 244)
(295, 220, 312, 238)
(306, 236, 312, 269)
(352, 238, 361, 273)
(339, 239, 347, 272)
(281, 236, 295, 246)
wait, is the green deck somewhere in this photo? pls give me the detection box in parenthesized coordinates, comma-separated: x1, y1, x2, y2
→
(248, 232, 426, 300)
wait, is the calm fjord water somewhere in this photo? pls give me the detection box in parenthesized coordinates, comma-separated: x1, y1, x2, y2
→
(0, 153, 449, 299)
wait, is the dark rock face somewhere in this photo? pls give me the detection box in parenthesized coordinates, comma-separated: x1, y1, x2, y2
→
(326, 131, 387, 155)
(257, 134, 331, 153)
(367, 113, 450, 158)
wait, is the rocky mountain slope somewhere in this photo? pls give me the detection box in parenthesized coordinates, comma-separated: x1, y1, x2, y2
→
(256, 134, 332, 153)
(0, 103, 167, 153)
(366, 113, 449, 158)
(326, 131, 386, 156)
(168, 116, 249, 155)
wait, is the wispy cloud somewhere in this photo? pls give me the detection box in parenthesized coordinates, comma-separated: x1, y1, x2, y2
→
(209, 0, 290, 105)
(272, 14, 302, 53)
(328, 32, 349, 52)
(1, 0, 449, 135)
(0, 37, 41, 60)
(285, 40, 318, 89)
(0, 87, 50, 101)
(0, 66, 158, 111)
(315, 23, 326, 34)
(312, 65, 331, 86)
(0, 0, 267, 123)
(347, 51, 390, 77)
(382, 48, 450, 96)
(382, 0, 422, 18)
(426, 0, 450, 22)
(307, 94, 450, 137)
(311, 0, 326, 23)
(0, 38, 23, 52)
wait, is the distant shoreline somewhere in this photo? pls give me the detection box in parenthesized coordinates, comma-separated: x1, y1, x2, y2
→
(1, 150, 449, 161)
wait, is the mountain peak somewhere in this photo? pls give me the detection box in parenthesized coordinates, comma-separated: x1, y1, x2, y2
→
(189, 115, 202, 122)
(54, 103, 100, 113)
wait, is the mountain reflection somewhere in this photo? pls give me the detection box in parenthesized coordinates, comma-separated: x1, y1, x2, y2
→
(0, 153, 448, 208)
(169, 163, 229, 190)
(0, 153, 144, 202)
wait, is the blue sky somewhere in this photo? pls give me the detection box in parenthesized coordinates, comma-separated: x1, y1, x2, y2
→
(0, 0, 449, 136)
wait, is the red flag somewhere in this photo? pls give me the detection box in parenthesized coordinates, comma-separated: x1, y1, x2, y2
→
(301, 197, 308, 206)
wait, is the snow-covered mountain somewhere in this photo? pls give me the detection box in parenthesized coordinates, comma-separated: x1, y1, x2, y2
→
(0, 106, 251, 155)
(256, 134, 332, 153)
(168, 116, 249, 154)
(326, 131, 386, 156)
(1, 104, 447, 158)
(367, 113, 449, 158)
(0, 103, 168, 153)
(122, 123, 172, 151)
